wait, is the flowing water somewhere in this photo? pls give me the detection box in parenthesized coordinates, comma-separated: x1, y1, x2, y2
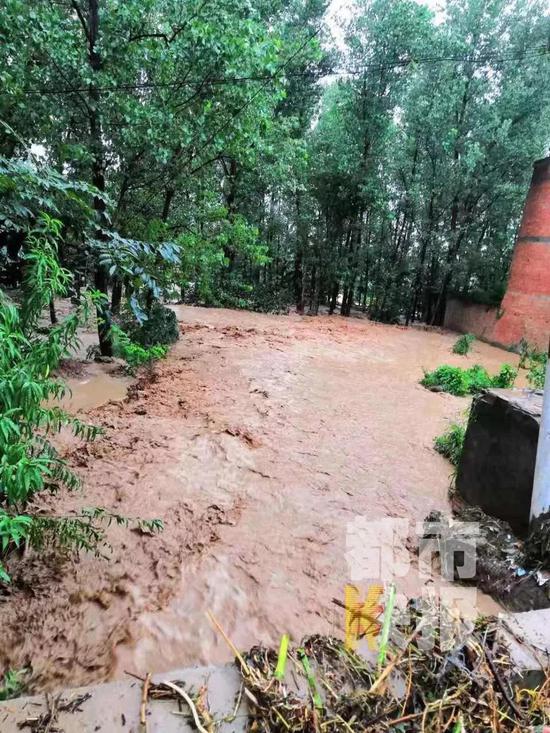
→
(0, 307, 518, 691)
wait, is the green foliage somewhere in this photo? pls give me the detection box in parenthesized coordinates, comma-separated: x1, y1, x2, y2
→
(434, 419, 467, 466)
(0, 155, 97, 233)
(421, 363, 516, 396)
(111, 324, 168, 373)
(0, 217, 109, 580)
(492, 364, 518, 389)
(30, 509, 163, 557)
(452, 333, 475, 355)
(528, 358, 547, 390)
(0, 208, 163, 583)
(122, 303, 179, 347)
(0, 668, 28, 701)
(519, 341, 547, 389)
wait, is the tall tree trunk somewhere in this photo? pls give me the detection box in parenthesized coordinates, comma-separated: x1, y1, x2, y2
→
(111, 276, 122, 315)
(88, 0, 112, 356)
(329, 281, 339, 315)
(308, 265, 320, 315)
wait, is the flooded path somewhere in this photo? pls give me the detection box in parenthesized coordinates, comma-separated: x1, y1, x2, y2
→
(0, 307, 515, 690)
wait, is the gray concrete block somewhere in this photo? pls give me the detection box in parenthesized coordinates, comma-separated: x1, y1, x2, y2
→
(457, 388, 543, 535)
(498, 608, 550, 690)
(0, 664, 247, 732)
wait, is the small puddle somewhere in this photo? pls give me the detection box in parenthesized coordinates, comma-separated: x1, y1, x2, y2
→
(57, 371, 131, 412)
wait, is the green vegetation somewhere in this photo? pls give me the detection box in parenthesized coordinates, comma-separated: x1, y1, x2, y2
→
(0, 0, 548, 326)
(519, 341, 547, 389)
(0, 668, 28, 701)
(528, 356, 547, 390)
(421, 364, 517, 397)
(112, 324, 168, 374)
(0, 162, 163, 585)
(122, 303, 179, 348)
(452, 333, 475, 355)
(434, 418, 468, 466)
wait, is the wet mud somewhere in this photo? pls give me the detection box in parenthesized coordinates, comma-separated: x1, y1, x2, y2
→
(0, 307, 517, 691)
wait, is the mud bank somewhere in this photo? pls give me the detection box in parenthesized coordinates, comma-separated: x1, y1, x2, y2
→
(0, 307, 516, 691)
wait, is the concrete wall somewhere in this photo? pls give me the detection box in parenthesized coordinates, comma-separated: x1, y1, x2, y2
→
(444, 298, 500, 342)
(456, 389, 542, 536)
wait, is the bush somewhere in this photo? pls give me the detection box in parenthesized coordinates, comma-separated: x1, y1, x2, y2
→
(452, 333, 475, 355)
(519, 341, 547, 389)
(434, 421, 466, 466)
(122, 303, 178, 347)
(112, 324, 168, 373)
(0, 668, 28, 701)
(421, 363, 516, 396)
(0, 217, 163, 584)
(528, 358, 547, 389)
(492, 363, 518, 388)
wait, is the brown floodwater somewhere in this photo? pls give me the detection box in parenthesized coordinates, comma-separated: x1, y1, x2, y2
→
(61, 371, 131, 412)
(0, 307, 518, 691)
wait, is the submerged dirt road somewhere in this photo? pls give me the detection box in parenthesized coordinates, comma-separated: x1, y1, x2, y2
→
(0, 307, 517, 691)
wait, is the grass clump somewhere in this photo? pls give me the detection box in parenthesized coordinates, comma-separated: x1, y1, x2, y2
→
(421, 363, 516, 396)
(452, 333, 475, 355)
(0, 668, 28, 701)
(434, 420, 466, 466)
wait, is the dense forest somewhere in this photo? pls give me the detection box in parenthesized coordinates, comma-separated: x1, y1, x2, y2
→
(2, 0, 549, 344)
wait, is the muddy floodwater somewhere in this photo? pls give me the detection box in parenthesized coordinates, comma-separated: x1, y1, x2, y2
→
(0, 307, 516, 691)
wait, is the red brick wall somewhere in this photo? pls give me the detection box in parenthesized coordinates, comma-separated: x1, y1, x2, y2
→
(445, 157, 550, 352)
(492, 157, 550, 350)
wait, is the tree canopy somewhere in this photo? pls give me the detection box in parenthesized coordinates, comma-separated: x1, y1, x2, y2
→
(1, 0, 549, 334)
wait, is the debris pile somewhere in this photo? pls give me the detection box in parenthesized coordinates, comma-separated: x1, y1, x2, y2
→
(158, 607, 550, 732)
(423, 507, 550, 611)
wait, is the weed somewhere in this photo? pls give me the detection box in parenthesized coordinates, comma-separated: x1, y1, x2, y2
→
(0, 668, 29, 701)
(421, 363, 516, 396)
(111, 324, 168, 373)
(452, 333, 475, 355)
(519, 341, 547, 389)
(434, 414, 468, 466)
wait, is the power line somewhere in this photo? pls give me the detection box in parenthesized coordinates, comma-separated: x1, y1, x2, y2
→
(17, 47, 550, 97)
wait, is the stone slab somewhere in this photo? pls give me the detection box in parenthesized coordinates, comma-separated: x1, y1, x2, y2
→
(456, 388, 543, 535)
(0, 664, 247, 733)
(498, 608, 550, 690)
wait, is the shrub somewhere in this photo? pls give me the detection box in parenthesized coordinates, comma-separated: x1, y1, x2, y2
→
(434, 420, 467, 466)
(112, 324, 168, 373)
(421, 363, 517, 396)
(492, 363, 518, 388)
(519, 342, 547, 389)
(122, 302, 178, 347)
(528, 357, 547, 389)
(0, 668, 28, 701)
(452, 333, 475, 355)
(0, 217, 163, 583)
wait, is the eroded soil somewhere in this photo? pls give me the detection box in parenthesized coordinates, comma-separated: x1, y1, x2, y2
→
(0, 307, 517, 691)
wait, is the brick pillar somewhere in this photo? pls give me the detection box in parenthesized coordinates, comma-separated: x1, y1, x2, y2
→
(492, 156, 550, 350)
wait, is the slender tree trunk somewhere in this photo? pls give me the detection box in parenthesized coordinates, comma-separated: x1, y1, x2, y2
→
(111, 277, 122, 315)
(49, 298, 57, 325)
(308, 265, 320, 315)
(329, 281, 339, 315)
(88, 0, 112, 356)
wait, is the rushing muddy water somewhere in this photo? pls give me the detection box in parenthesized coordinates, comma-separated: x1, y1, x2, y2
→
(0, 307, 519, 691)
